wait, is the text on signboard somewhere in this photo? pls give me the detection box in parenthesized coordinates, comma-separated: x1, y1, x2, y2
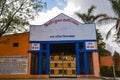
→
(44, 18, 79, 27)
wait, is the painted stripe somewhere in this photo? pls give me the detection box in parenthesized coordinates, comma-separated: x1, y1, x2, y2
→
(29, 40, 97, 43)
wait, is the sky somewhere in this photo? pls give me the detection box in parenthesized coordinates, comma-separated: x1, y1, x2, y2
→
(30, 0, 120, 54)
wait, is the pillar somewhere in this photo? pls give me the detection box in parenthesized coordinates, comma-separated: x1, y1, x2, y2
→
(76, 42, 80, 74)
(92, 52, 100, 77)
(46, 43, 50, 74)
(38, 52, 42, 74)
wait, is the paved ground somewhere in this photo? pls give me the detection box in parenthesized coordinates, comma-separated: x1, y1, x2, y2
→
(0, 78, 102, 80)
(1, 77, 120, 80)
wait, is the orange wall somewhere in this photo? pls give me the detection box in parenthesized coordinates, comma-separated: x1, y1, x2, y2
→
(0, 33, 31, 78)
(100, 56, 114, 67)
(100, 56, 120, 71)
(92, 52, 100, 77)
(0, 32, 29, 56)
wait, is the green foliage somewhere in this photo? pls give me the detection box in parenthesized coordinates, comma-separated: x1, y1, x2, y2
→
(0, 0, 46, 36)
(109, 0, 120, 17)
(115, 70, 120, 77)
(100, 66, 114, 77)
(100, 66, 120, 77)
(31, 0, 46, 12)
(96, 29, 105, 48)
(96, 29, 111, 56)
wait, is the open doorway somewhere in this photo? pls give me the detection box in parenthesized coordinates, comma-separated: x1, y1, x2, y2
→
(50, 43, 76, 77)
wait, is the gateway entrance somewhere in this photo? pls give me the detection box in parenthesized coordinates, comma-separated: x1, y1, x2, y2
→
(50, 43, 76, 77)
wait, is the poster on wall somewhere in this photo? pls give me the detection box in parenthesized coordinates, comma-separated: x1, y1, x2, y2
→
(31, 43, 40, 50)
(86, 42, 97, 50)
(0, 56, 28, 75)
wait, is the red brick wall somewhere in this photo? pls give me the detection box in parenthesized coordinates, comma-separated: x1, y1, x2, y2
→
(100, 56, 114, 67)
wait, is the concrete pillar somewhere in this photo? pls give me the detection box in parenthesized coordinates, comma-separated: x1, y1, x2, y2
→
(92, 52, 100, 77)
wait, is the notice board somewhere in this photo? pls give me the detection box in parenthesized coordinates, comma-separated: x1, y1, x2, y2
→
(0, 56, 28, 74)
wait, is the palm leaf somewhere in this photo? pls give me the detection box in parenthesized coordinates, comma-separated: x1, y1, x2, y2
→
(92, 14, 108, 22)
(109, 0, 120, 17)
(106, 25, 116, 39)
(116, 21, 120, 39)
(97, 17, 117, 25)
(87, 5, 95, 17)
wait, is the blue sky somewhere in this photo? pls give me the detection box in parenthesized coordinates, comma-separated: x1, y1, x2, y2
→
(30, 0, 120, 54)
(42, 0, 67, 12)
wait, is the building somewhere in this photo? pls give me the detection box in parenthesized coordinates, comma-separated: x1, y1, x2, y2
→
(0, 13, 100, 78)
(0, 32, 30, 78)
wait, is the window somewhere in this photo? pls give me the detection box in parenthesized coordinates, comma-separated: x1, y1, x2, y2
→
(13, 43, 19, 47)
(42, 44, 47, 50)
(79, 42, 84, 50)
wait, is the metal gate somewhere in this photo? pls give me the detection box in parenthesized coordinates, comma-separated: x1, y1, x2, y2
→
(50, 52, 76, 77)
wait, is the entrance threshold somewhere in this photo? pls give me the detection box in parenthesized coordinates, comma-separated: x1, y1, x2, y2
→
(50, 74, 77, 78)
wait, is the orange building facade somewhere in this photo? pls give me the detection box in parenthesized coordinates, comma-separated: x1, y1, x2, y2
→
(0, 33, 30, 78)
(0, 13, 100, 78)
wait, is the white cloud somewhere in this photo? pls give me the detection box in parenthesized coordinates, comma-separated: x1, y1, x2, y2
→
(57, 1, 66, 8)
(30, 7, 63, 25)
(66, 0, 81, 7)
(64, 2, 80, 15)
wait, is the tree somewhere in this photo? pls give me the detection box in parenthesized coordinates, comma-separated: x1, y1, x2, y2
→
(100, 66, 120, 77)
(98, 0, 120, 45)
(97, 29, 111, 56)
(75, 5, 110, 56)
(0, 0, 46, 37)
(75, 5, 107, 24)
(100, 66, 114, 77)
